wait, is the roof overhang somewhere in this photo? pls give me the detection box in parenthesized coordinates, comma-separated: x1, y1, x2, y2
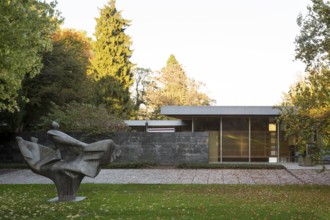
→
(125, 120, 188, 127)
(161, 106, 280, 119)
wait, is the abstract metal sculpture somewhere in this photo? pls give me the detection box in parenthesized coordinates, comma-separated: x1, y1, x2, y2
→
(16, 123, 121, 202)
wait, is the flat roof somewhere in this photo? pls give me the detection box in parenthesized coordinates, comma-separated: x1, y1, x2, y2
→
(161, 106, 280, 118)
(125, 120, 188, 127)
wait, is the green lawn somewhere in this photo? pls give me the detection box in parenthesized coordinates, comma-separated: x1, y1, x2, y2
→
(1, 184, 329, 219)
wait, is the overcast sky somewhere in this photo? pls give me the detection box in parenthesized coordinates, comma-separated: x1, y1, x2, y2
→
(54, 0, 311, 106)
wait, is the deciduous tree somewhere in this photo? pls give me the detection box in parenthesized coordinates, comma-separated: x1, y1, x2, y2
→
(279, 0, 330, 160)
(295, 0, 330, 69)
(278, 69, 329, 159)
(0, 0, 60, 112)
(19, 29, 94, 130)
(131, 68, 153, 110)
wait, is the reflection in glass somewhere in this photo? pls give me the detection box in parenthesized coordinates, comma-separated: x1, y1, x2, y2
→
(222, 117, 249, 162)
(251, 117, 277, 162)
(194, 117, 220, 132)
(279, 131, 293, 162)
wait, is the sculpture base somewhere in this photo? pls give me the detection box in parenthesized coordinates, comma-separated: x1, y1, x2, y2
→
(48, 196, 86, 202)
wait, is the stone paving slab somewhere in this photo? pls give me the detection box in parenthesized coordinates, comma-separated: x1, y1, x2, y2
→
(208, 170, 224, 184)
(1, 168, 329, 185)
(288, 169, 330, 185)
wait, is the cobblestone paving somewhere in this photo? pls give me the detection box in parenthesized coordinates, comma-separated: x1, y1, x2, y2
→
(1, 167, 329, 185)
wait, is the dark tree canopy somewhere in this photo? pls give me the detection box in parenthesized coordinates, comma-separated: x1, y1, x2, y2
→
(20, 29, 94, 130)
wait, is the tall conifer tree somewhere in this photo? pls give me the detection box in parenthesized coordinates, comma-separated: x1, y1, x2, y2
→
(145, 55, 214, 118)
(89, 0, 134, 116)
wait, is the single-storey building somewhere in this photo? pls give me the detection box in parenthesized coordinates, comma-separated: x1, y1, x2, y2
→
(126, 106, 297, 163)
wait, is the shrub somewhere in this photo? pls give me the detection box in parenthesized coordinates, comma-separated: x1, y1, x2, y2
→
(39, 102, 129, 134)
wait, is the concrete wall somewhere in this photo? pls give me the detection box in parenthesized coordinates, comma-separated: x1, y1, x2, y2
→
(0, 132, 209, 165)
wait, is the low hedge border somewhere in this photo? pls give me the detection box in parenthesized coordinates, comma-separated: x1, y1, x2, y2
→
(0, 162, 285, 170)
(176, 163, 285, 169)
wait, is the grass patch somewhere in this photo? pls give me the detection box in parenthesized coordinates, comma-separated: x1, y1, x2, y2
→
(0, 184, 329, 219)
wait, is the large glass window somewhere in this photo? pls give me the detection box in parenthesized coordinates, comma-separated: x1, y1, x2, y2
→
(194, 117, 220, 132)
(279, 131, 296, 162)
(250, 117, 277, 162)
(222, 117, 249, 162)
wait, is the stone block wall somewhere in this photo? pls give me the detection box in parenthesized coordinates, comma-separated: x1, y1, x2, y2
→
(0, 132, 57, 163)
(113, 132, 209, 165)
(0, 132, 209, 165)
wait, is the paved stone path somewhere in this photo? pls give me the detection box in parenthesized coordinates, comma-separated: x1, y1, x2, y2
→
(1, 164, 329, 185)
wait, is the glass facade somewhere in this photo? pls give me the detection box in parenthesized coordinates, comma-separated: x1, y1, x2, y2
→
(203, 116, 292, 163)
(222, 117, 249, 162)
(194, 117, 220, 132)
(250, 117, 277, 162)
